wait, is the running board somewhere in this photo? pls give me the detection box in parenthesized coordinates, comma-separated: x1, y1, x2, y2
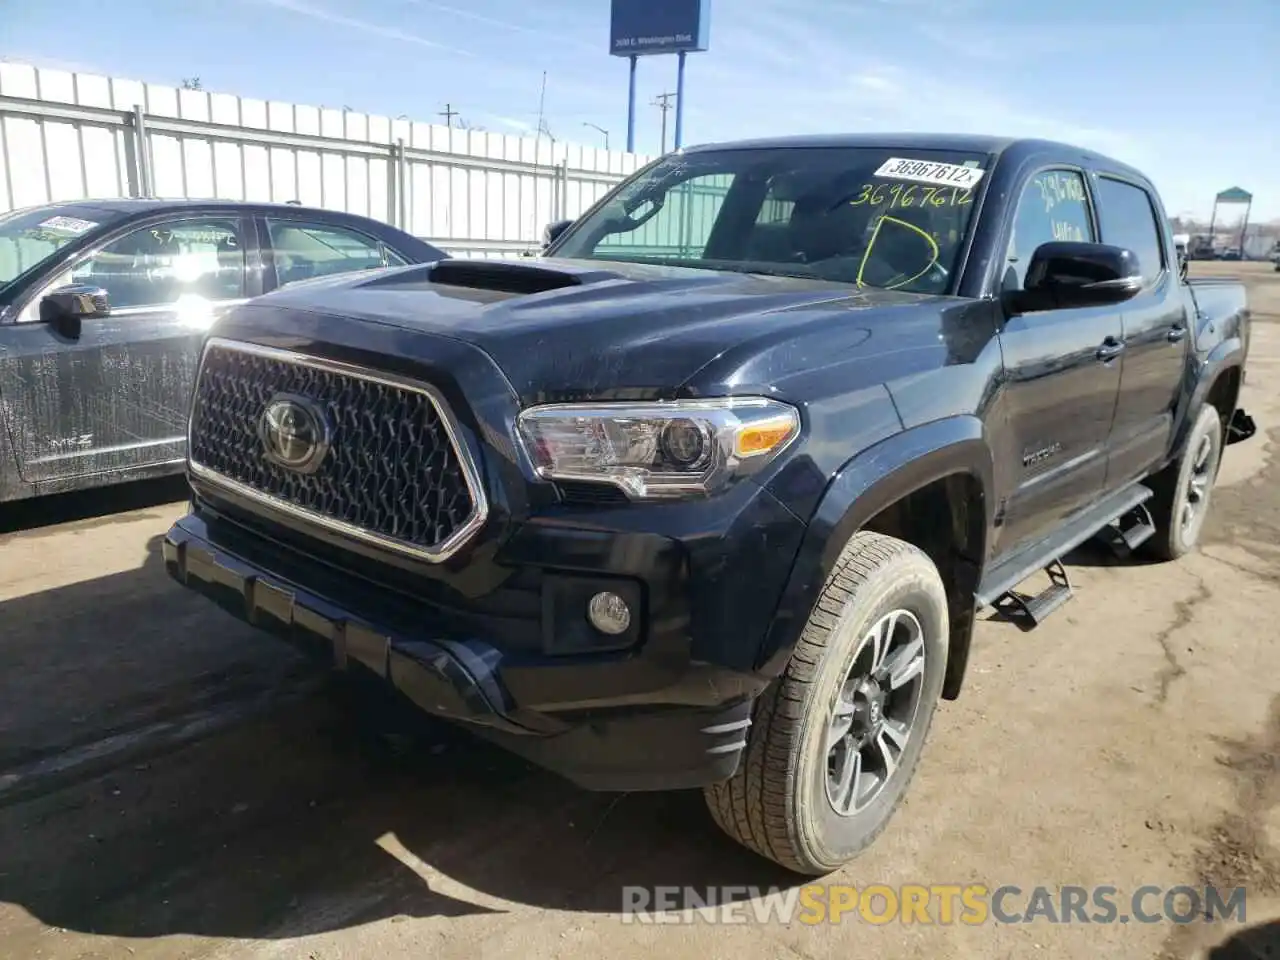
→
(976, 483, 1154, 626)
(992, 558, 1073, 627)
(1098, 501, 1157, 558)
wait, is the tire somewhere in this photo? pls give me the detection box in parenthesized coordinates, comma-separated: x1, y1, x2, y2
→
(1143, 404, 1224, 562)
(704, 531, 949, 875)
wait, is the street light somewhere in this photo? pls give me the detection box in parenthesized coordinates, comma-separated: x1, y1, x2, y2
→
(583, 122, 610, 151)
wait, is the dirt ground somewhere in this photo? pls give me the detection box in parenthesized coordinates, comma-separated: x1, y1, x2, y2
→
(1, 260, 1279, 960)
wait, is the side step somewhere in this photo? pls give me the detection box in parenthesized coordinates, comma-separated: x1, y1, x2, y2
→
(992, 558, 1073, 627)
(976, 482, 1154, 628)
(1098, 501, 1157, 557)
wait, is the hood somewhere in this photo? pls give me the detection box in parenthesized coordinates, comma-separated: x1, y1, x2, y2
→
(253, 257, 951, 404)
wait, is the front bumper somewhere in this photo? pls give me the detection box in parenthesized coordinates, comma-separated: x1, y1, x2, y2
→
(163, 505, 779, 791)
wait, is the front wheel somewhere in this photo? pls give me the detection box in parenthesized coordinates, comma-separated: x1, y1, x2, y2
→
(704, 531, 948, 875)
(1143, 404, 1224, 561)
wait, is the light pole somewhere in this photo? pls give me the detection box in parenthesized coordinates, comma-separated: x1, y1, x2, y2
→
(583, 122, 610, 151)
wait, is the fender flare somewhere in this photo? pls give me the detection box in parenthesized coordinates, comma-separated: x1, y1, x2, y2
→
(756, 415, 995, 694)
(1171, 338, 1245, 460)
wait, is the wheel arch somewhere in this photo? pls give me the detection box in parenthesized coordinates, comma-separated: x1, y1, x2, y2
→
(1174, 342, 1245, 461)
(757, 415, 995, 701)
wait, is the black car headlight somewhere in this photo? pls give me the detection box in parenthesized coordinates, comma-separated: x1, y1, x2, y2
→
(516, 397, 801, 500)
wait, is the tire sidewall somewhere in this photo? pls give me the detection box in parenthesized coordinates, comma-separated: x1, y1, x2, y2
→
(793, 552, 949, 870)
(1168, 406, 1224, 556)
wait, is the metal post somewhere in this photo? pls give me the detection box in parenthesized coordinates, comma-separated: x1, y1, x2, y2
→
(1239, 198, 1251, 255)
(396, 138, 408, 230)
(131, 104, 152, 197)
(674, 52, 687, 150)
(560, 159, 569, 219)
(550, 147, 560, 224)
(626, 55, 637, 153)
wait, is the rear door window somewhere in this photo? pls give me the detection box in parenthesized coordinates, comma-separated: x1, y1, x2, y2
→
(265, 219, 406, 286)
(1093, 177, 1166, 284)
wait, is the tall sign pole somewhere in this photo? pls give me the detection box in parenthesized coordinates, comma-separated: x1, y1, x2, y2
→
(610, 0, 711, 154)
(674, 51, 687, 150)
(626, 55, 637, 153)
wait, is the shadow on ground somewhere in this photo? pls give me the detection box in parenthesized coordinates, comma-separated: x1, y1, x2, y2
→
(0, 534, 804, 948)
(0, 474, 190, 535)
(1206, 919, 1280, 958)
(0, 533, 305, 772)
(0, 666, 802, 942)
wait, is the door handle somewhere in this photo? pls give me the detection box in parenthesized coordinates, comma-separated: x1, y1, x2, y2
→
(1168, 325, 1187, 343)
(1096, 338, 1126, 361)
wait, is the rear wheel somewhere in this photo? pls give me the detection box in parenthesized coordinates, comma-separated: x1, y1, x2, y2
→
(1143, 404, 1224, 561)
(704, 531, 948, 875)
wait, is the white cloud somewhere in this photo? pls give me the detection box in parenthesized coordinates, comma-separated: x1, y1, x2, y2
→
(478, 113, 535, 133)
(398, 0, 597, 54)
(680, 2, 1144, 167)
(253, 0, 475, 56)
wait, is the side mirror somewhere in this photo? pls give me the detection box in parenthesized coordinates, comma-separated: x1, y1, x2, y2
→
(542, 219, 573, 251)
(40, 284, 111, 339)
(1003, 242, 1144, 316)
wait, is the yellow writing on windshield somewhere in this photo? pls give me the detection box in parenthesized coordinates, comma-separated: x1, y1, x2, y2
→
(850, 183, 972, 209)
(856, 214, 941, 291)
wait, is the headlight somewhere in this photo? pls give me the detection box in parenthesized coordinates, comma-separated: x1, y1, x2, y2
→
(516, 397, 801, 500)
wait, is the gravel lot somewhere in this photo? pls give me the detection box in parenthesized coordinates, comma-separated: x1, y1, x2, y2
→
(1, 260, 1278, 960)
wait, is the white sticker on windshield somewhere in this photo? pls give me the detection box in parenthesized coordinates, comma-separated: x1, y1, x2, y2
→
(874, 158, 986, 189)
(38, 215, 98, 235)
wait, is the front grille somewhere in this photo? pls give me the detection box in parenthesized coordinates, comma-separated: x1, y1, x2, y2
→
(188, 339, 484, 562)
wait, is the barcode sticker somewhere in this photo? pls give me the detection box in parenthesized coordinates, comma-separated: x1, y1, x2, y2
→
(38, 215, 98, 235)
(874, 158, 986, 189)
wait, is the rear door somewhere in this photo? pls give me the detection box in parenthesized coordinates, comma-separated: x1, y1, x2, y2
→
(992, 167, 1125, 552)
(258, 214, 409, 292)
(1, 213, 255, 484)
(1091, 176, 1188, 487)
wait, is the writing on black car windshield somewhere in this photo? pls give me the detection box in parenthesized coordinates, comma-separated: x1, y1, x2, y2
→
(551, 147, 989, 294)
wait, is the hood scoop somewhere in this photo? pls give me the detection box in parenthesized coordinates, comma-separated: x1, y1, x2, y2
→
(424, 258, 623, 295)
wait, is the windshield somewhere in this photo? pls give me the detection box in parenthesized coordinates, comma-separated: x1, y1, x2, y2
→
(0, 207, 119, 289)
(550, 146, 992, 294)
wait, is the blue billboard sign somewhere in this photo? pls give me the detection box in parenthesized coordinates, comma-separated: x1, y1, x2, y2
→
(609, 0, 711, 57)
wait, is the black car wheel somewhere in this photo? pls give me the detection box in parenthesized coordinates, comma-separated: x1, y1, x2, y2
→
(704, 531, 948, 875)
(1144, 404, 1224, 561)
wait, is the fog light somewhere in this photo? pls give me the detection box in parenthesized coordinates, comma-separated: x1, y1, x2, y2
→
(587, 591, 631, 635)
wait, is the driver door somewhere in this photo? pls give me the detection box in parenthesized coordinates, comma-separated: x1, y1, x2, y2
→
(0, 215, 253, 485)
(991, 168, 1125, 552)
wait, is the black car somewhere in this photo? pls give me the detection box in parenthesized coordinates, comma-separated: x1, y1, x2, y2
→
(163, 135, 1253, 875)
(0, 199, 446, 503)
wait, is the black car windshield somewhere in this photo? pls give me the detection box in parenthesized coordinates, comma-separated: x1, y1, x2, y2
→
(550, 146, 992, 294)
(0, 206, 121, 289)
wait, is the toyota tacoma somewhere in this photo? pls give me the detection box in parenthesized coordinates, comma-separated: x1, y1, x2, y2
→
(162, 134, 1255, 875)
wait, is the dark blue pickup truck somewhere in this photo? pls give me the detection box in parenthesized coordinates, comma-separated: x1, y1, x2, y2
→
(162, 134, 1255, 875)
(0, 199, 445, 503)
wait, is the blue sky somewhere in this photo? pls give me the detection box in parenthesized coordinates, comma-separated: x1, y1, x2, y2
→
(4, 0, 1278, 220)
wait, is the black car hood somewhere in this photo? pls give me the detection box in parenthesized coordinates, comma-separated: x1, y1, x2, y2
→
(252, 257, 949, 404)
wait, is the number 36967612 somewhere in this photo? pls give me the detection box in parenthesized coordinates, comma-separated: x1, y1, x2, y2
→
(849, 183, 973, 208)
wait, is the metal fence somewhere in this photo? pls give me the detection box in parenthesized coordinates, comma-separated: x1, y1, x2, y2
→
(0, 62, 658, 258)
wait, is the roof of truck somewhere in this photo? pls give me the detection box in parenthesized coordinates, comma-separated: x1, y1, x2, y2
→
(680, 133, 1151, 188)
(683, 133, 1019, 155)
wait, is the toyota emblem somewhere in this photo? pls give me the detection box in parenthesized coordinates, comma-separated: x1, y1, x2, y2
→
(258, 393, 330, 474)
